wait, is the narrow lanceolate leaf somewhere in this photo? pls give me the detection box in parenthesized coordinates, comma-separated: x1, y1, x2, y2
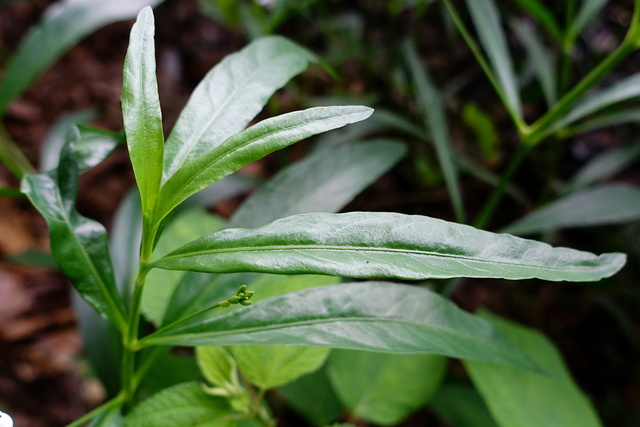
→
(228, 139, 406, 228)
(123, 6, 164, 217)
(154, 106, 373, 224)
(500, 184, 640, 236)
(511, 0, 562, 42)
(0, 0, 165, 117)
(21, 134, 126, 332)
(150, 212, 626, 282)
(465, 311, 603, 427)
(140, 282, 536, 370)
(569, 0, 608, 41)
(162, 36, 316, 183)
(464, 0, 521, 117)
(566, 145, 640, 192)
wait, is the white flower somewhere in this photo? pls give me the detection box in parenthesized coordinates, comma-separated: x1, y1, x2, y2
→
(0, 411, 13, 427)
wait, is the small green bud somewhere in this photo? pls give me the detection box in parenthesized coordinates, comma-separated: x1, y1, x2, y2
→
(228, 296, 241, 304)
(219, 300, 230, 307)
(244, 291, 255, 299)
(239, 300, 252, 306)
(237, 285, 247, 295)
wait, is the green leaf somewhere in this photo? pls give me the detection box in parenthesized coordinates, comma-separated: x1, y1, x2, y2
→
(110, 189, 142, 300)
(429, 382, 498, 427)
(162, 36, 316, 182)
(463, 0, 522, 117)
(196, 346, 240, 390)
(279, 367, 343, 426)
(511, 0, 562, 42)
(123, 382, 236, 427)
(464, 311, 603, 427)
(0, 0, 165, 117)
(501, 184, 640, 235)
(137, 352, 202, 401)
(565, 145, 640, 192)
(88, 406, 123, 427)
(561, 108, 640, 137)
(20, 133, 126, 332)
(150, 211, 625, 282)
(512, 19, 557, 107)
(155, 106, 373, 225)
(230, 345, 329, 390)
(404, 40, 465, 222)
(327, 350, 446, 425)
(40, 110, 96, 172)
(141, 282, 536, 371)
(228, 139, 406, 228)
(123, 6, 164, 219)
(569, 0, 608, 41)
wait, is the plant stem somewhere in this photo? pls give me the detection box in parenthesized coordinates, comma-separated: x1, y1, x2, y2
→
(64, 394, 124, 427)
(0, 125, 35, 179)
(559, 0, 577, 95)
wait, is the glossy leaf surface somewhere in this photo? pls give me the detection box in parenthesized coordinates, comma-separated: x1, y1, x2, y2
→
(327, 350, 446, 425)
(501, 184, 640, 235)
(156, 106, 373, 224)
(228, 139, 405, 228)
(162, 36, 316, 182)
(21, 137, 126, 331)
(151, 212, 625, 282)
(142, 282, 535, 370)
(123, 6, 164, 218)
(0, 0, 164, 116)
(123, 382, 235, 427)
(465, 311, 602, 427)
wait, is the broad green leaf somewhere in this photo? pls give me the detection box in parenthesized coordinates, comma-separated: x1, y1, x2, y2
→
(162, 36, 316, 182)
(500, 184, 640, 235)
(0, 0, 165, 117)
(196, 346, 239, 390)
(228, 139, 406, 228)
(143, 208, 226, 325)
(511, 0, 562, 42)
(464, 0, 522, 117)
(550, 73, 640, 134)
(141, 282, 536, 371)
(569, 0, 608, 41)
(464, 311, 602, 427)
(20, 133, 126, 332)
(155, 106, 373, 225)
(123, 6, 164, 218)
(229, 345, 329, 390)
(512, 19, 557, 107)
(429, 383, 498, 427)
(566, 145, 640, 192)
(123, 382, 236, 427)
(137, 352, 202, 401)
(279, 367, 343, 426)
(404, 40, 465, 222)
(150, 211, 625, 282)
(327, 350, 446, 425)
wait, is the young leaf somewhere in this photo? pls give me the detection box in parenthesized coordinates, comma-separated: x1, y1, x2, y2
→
(463, 0, 522, 117)
(141, 282, 536, 371)
(228, 139, 406, 228)
(21, 132, 126, 332)
(500, 184, 640, 235)
(122, 6, 164, 219)
(123, 382, 236, 427)
(327, 350, 446, 425)
(464, 311, 603, 427)
(150, 211, 625, 282)
(195, 346, 240, 390)
(154, 106, 373, 224)
(0, 0, 165, 117)
(162, 36, 316, 182)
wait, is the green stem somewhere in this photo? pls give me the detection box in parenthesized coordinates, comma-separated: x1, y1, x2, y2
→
(254, 388, 275, 427)
(0, 125, 35, 179)
(473, 143, 530, 229)
(65, 394, 124, 427)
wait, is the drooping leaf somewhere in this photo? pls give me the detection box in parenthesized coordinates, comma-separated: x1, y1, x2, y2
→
(155, 106, 373, 226)
(511, 0, 562, 42)
(464, 311, 603, 427)
(565, 145, 640, 192)
(140, 282, 536, 371)
(123, 382, 236, 427)
(404, 40, 465, 222)
(429, 382, 498, 427)
(162, 36, 316, 182)
(0, 0, 165, 116)
(279, 366, 343, 426)
(228, 139, 406, 228)
(327, 350, 446, 425)
(150, 211, 625, 282)
(122, 6, 164, 219)
(21, 132, 126, 332)
(463, 0, 522, 117)
(501, 184, 640, 235)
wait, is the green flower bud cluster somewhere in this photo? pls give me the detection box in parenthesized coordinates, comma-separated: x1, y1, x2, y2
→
(218, 285, 255, 307)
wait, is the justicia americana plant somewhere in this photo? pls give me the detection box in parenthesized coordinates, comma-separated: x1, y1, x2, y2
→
(19, 7, 626, 426)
